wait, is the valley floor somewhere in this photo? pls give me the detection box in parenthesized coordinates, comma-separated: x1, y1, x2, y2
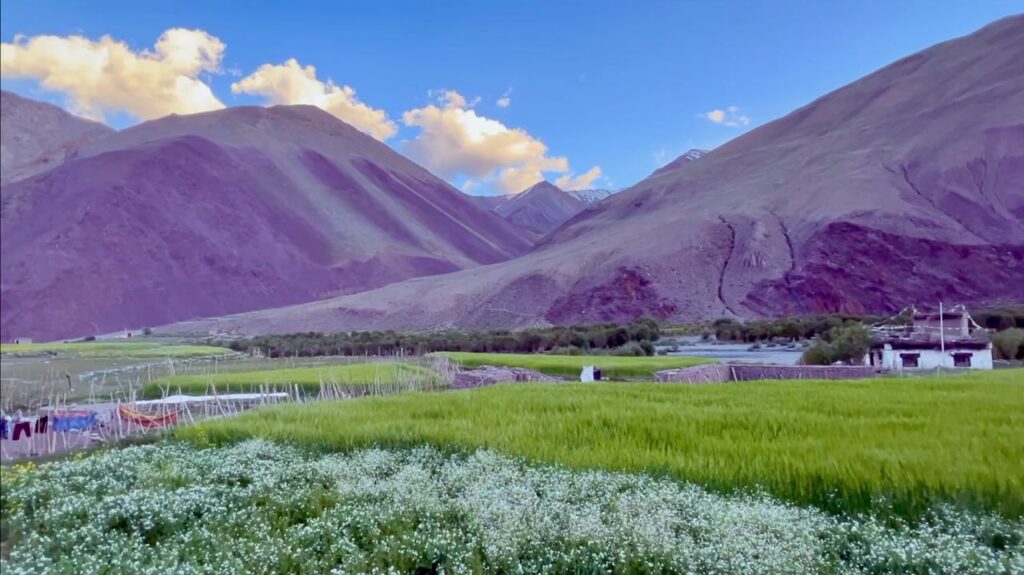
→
(2, 369, 1022, 573)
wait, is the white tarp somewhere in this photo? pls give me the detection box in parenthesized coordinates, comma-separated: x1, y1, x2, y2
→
(133, 392, 289, 405)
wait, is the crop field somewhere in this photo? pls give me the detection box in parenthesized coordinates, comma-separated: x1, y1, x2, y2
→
(3, 369, 1022, 573)
(434, 351, 714, 377)
(3, 441, 1020, 574)
(183, 369, 1024, 517)
(139, 362, 444, 398)
(0, 340, 232, 359)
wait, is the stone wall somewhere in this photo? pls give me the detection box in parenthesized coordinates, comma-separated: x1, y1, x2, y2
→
(654, 364, 732, 384)
(452, 366, 563, 390)
(655, 364, 883, 383)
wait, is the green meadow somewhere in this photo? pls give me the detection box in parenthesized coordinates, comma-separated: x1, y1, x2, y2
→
(141, 362, 443, 398)
(182, 369, 1024, 517)
(434, 351, 714, 378)
(0, 340, 231, 359)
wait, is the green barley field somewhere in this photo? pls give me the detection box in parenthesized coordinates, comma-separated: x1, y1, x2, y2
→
(0, 340, 231, 359)
(141, 362, 443, 398)
(434, 351, 714, 378)
(182, 369, 1024, 517)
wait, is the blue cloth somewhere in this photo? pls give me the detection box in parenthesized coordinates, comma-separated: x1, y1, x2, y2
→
(53, 412, 96, 432)
(0, 417, 7, 439)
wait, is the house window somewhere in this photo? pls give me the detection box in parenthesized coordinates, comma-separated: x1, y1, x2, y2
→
(953, 353, 972, 368)
(900, 353, 920, 368)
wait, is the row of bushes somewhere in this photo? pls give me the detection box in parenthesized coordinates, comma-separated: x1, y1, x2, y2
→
(698, 307, 1022, 344)
(707, 314, 887, 343)
(217, 318, 661, 358)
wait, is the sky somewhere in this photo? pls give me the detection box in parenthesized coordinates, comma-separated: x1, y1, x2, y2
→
(2, 1, 1020, 195)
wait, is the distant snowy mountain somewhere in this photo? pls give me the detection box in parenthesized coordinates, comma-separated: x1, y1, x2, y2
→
(652, 148, 707, 176)
(492, 181, 587, 235)
(568, 188, 614, 204)
(469, 184, 616, 236)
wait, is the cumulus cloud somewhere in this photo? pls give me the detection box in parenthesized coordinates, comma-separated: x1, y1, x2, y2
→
(555, 166, 602, 190)
(231, 58, 396, 141)
(0, 28, 225, 122)
(701, 105, 750, 127)
(402, 90, 598, 194)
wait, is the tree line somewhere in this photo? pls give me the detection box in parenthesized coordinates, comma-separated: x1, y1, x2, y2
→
(216, 318, 662, 358)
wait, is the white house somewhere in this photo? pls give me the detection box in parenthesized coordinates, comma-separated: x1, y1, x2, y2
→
(868, 309, 993, 371)
(869, 340, 993, 371)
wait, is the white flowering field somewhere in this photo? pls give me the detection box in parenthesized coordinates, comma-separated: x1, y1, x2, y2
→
(2, 440, 1021, 574)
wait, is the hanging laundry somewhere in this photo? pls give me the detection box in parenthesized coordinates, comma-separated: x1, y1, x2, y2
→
(0, 417, 8, 439)
(118, 405, 178, 428)
(52, 411, 97, 432)
(12, 420, 32, 440)
(34, 415, 49, 434)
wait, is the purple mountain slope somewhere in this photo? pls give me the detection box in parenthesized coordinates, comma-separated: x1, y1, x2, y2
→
(1, 91, 113, 186)
(160, 16, 1024, 336)
(1, 104, 533, 340)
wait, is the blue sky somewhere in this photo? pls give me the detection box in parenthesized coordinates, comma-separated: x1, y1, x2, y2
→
(2, 1, 1020, 194)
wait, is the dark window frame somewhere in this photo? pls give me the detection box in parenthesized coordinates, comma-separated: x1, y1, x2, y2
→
(900, 353, 920, 368)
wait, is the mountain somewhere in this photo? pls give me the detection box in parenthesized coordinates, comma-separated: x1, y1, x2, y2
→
(470, 182, 613, 236)
(652, 149, 707, 177)
(493, 181, 589, 235)
(568, 188, 615, 204)
(1, 103, 533, 341)
(0, 90, 113, 186)
(158, 16, 1024, 337)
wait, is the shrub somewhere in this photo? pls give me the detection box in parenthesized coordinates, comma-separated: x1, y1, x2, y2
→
(611, 341, 649, 356)
(992, 328, 1024, 360)
(802, 324, 873, 365)
(549, 345, 585, 356)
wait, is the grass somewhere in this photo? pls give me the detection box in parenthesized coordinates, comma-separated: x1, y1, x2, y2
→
(181, 369, 1024, 517)
(433, 351, 715, 378)
(0, 340, 231, 359)
(141, 363, 443, 398)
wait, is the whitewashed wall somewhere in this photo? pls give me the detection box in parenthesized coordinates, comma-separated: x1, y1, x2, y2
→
(880, 344, 993, 370)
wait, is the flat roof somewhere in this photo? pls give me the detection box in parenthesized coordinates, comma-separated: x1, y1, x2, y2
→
(873, 340, 988, 351)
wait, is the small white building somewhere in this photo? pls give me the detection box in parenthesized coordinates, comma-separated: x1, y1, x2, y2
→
(869, 340, 993, 371)
(868, 309, 993, 371)
(11, 337, 33, 344)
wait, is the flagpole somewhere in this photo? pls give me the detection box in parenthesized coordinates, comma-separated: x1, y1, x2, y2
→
(939, 301, 945, 355)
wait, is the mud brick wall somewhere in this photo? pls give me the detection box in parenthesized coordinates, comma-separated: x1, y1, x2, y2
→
(654, 364, 733, 383)
(452, 366, 563, 390)
(655, 364, 882, 383)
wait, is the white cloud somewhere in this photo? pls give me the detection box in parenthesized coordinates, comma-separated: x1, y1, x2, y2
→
(231, 58, 396, 141)
(496, 88, 512, 108)
(0, 28, 226, 122)
(555, 166, 602, 190)
(401, 90, 599, 194)
(701, 106, 750, 127)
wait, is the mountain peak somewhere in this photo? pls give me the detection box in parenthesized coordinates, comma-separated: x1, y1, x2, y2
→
(652, 148, 708, 177)
(1, 90, 114, 185)
(518, 180, 564, 197)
